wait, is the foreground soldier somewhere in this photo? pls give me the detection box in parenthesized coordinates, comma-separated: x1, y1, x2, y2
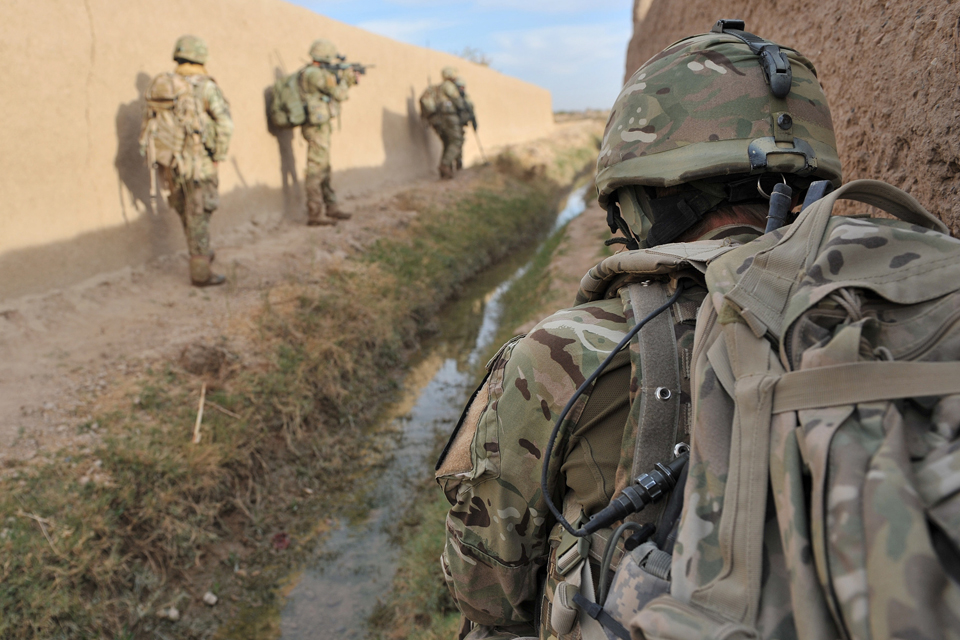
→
(420, 67, 475, 179)
(140, 35, 233, 286)
(301, 39, 357, 226)
(437, 24, 844, 639)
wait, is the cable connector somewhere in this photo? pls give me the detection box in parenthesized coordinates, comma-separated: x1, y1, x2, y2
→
(581, 452, 689, 535)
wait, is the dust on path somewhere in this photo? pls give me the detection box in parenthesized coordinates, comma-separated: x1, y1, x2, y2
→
(0, 120, 602, 466)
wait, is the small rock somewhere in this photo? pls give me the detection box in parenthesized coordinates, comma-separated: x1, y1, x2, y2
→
(158, 606, 180, 621)
(78, 476, 90, 486)
(203, 591, 218, 606)
(91, 422, 100, 430)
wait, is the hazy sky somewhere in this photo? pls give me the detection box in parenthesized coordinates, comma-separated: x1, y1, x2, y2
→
(286, 0, 634, 111)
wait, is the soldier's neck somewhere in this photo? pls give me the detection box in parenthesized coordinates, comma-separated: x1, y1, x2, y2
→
(176, 62, 207, 76)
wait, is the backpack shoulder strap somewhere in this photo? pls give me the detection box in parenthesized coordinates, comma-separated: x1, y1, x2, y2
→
(618, 281, 682, 528)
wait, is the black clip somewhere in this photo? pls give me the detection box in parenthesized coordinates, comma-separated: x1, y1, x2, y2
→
(711, 18, 745, 33)
(710, 19, 793, 99)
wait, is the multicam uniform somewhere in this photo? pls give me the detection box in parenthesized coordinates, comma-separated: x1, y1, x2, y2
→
(161, 62, 233, 265)
(439, 22, 843, 640)
(142, 36, 233, 286)
(300, 64, 355, 223)
(437, 229, 759, 639)
(429, 76, 472, 177)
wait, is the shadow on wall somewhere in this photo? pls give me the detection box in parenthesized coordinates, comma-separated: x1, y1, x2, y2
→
(332, 102, 440, 195)
(264, 66, 302, 219)
(114, 72, 171, 257)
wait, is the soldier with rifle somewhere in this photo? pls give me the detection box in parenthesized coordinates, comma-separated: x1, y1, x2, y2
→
(300, 39, 360, 226)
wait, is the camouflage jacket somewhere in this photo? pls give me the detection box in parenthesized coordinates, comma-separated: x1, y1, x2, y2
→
(438, 233, 757, 635)
(437, 78, 469, 115)
(176, 63, 233, 167)
(300, 64, 353, 126)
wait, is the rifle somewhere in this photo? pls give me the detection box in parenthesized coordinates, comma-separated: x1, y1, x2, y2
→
(324, 55, 375, 77)
(457, 85, 478, 131)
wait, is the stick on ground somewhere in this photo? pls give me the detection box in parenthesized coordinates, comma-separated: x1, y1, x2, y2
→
(193, 382, 207, 444)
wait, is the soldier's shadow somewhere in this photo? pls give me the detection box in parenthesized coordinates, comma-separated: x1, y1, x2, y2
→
(115, 72, 156, 218)
(114, 72, 174, 255)
(264, 68, 301, 219)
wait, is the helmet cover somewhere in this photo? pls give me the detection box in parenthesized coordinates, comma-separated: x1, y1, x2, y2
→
(173, 35, 208, 64)
(596, 30, 840, 207)
(310, 38, 338, 63)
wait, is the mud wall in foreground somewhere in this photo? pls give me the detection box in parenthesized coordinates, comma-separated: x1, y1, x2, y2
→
(625, 0, 960, 231)
(0, 0, 554, 301)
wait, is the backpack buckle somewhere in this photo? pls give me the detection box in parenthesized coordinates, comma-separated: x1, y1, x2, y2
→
(556, 512, 590, 576)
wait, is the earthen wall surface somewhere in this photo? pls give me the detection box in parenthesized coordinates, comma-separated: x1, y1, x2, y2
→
(625, 0, 960, 229)
(0, 0, 554, 300)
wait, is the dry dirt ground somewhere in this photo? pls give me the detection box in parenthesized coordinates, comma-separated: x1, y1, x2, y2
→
(0, 120, 601, 468)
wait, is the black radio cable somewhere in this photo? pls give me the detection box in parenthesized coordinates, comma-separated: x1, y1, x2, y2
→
(540, 280, 688, 538)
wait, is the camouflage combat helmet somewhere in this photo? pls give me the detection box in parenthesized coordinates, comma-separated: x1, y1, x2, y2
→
(597, 19, 841, 248)
(441, 66, 458, 81)
(173, 35, 208, 65)
(310, 38, 338, 63)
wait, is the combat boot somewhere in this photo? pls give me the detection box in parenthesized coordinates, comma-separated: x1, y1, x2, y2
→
(456, 157, 463, 170)
(325, 204, 352, 220)
(439, 164, 454, 180)
(307, 216, 336, 226)
(189, 256, 226, 287)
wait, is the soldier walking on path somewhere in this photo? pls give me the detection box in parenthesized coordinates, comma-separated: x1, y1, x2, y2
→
(301, 39, 357, 226)
(140, 35, 233, 287)
(420, 67, 476, 179)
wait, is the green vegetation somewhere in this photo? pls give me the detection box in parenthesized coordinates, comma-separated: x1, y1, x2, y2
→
(0, 144, 597, 639)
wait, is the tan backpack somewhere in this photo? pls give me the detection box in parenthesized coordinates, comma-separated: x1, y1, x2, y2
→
(616, 180, 960, 639)
(139, 72, 207, 178)
(419, 84, 443, 119)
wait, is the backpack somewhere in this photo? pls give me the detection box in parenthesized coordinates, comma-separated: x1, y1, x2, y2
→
(593, 180, 960, 640)
(268, 68, 307, 128)
(139, 72, 208, 177)
(419, 84, 443, 118)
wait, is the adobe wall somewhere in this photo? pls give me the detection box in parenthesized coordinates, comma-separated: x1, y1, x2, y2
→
(624, 0, 960, 231)
(0, 0, 554, 300)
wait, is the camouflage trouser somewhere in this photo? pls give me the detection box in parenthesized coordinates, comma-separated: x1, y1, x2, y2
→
(302, 122, 336, 220)
(162, 165, 218, 258)
(430, 113, 464, 169)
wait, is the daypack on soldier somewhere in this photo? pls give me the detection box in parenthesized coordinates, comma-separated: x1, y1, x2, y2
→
(562, 180, 960, 640)
(268, 69, 308, 128)
(139, 72, 210, 175)
(419, 84, 443, 119)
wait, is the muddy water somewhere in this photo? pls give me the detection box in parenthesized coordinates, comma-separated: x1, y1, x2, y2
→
(277, 185, 590, 639)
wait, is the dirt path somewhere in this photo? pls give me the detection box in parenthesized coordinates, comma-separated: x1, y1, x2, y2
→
(0, 120, 602, 467)
(0, 181, 417, 464)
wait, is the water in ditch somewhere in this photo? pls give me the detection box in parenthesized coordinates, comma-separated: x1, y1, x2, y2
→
(276, 184, 591, 639)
